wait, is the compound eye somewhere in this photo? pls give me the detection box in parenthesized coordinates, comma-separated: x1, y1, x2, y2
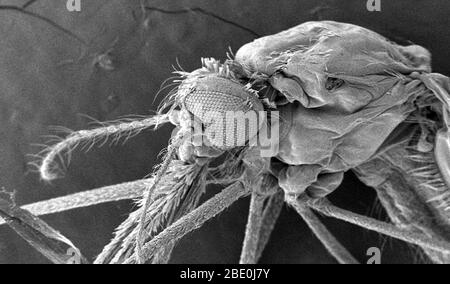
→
(325, 77, 345, 91)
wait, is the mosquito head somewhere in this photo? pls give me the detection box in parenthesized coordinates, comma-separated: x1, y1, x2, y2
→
(171, 59, 266, 150)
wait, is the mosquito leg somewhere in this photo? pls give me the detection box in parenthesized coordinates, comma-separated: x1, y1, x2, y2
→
(254, 191, 284, 262)
(287, 196, 359, 264)
(151, 242, 176, 264)
(0, 191, 88, 264)
(125, 181, 249, 264)
(0, 179, 152, 226)
(239, 192, 266, 264)
(240, 174, 283, 264)
(0, 172, 224, 227)
(307, 198, 450, 254)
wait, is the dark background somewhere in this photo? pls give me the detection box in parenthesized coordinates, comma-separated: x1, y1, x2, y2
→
(0, 0, 448, 264)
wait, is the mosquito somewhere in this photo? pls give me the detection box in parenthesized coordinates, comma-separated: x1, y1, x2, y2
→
(2, 20, 450, 264)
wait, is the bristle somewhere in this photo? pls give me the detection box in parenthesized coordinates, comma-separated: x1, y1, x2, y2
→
(38, 115, 169, 181)
(407, 147, 450, 209)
